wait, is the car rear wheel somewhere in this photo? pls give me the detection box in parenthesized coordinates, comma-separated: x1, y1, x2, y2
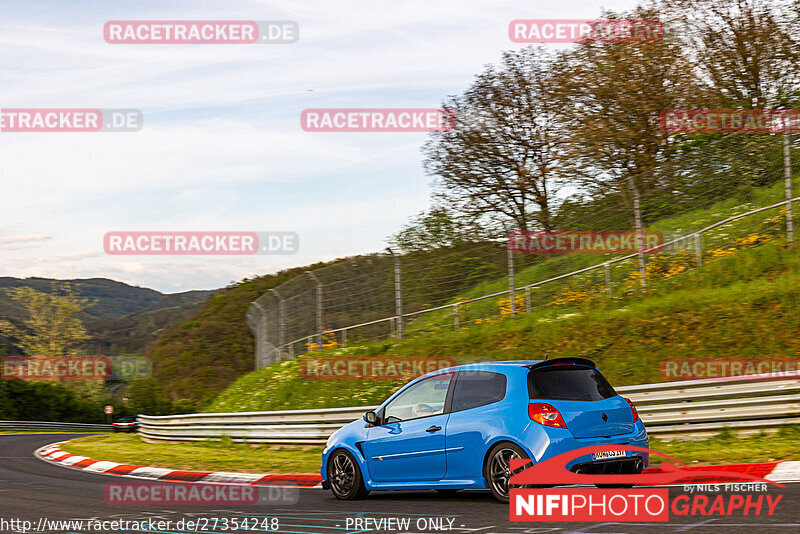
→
(327, 449, 369, 500)
(485, 442, 529, 503)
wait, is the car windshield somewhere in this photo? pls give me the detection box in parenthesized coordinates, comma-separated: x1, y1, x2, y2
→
(528, 366, 616, 401)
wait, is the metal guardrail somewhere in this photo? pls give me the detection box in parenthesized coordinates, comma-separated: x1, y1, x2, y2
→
(0, 420, 112, 432)
(139, 406, 371, 445)
(138, 373, 800, 444)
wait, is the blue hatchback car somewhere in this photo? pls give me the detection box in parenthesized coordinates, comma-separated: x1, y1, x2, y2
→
(321, 357, 648, 502)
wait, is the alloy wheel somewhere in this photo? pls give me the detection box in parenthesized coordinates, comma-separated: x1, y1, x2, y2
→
(330, 452, 356, 496)
(489, 447, 523, 499)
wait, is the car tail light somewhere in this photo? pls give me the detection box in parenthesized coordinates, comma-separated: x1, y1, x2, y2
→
(528, 403, 567, 428)
(625, 397, 639, 422)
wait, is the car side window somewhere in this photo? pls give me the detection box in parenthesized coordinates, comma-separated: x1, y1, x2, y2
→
(451, 371, 506, 412)
(383, 373, 452, 422)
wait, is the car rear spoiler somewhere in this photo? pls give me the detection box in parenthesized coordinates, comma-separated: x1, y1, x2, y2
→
(527, 357, 596, 370)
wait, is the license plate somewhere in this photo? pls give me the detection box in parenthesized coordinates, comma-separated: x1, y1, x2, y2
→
(593, 450, 626, 460)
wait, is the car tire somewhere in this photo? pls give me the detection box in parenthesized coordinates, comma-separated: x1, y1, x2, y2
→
(484, 442, 529, 503)
(327, 449, 369, 500)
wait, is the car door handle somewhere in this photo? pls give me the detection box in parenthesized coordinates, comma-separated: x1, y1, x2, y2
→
(426, 426, 442, 432)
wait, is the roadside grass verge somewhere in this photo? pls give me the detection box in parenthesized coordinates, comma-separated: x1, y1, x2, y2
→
(650, 426, 800, 465)
(0, 430, 108, 435)
(59, 434, 323, 474)
(55, 427, 800, 474)
(403, 178, 797, 335)
(205, 238, 800, 413)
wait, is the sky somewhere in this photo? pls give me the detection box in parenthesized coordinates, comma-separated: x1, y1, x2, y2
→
(0, 0, 642, 293)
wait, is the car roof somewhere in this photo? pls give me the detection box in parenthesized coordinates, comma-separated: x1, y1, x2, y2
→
(427, 358, 597, 376)
(433, 360, 543, 374)
(458, 360, 543, 368)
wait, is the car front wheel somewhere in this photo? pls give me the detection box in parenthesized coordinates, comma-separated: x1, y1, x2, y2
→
(485, 442, 529, 503)
(327, 449, 369, 500)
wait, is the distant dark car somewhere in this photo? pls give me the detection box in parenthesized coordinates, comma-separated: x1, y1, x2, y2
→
(112, 416, 138, 433)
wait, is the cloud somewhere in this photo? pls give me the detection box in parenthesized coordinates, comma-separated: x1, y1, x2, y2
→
(0, 0, 641, 292)
(0, 234, 53, 250)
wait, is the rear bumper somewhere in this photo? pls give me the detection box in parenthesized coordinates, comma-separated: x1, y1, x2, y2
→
(570, 456, 644, 475)
(521, 420, 649, 469)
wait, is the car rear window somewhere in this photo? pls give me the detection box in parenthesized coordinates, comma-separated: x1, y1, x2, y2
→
(528, 366, 616, 401)
(451, 371, 507, 412)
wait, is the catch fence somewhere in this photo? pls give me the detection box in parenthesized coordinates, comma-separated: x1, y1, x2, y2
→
(248, 134, 797, 368)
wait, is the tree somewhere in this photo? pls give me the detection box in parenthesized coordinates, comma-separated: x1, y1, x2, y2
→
(549, 6, 704, 222)
(423, 47, 565, 232)
(657, 0, 800, 189)
(659, 0, 799, 109)
(0, 283, 91, 356)
(387, 206, 486, 254)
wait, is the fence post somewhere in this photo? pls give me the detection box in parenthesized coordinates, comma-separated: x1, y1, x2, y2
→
(626, 175, 647, 289)
(306, 271, 323, 351)
(603, 262, 611, 294)
(342, 328, 347, 347)
(507, 239, 516, 316)
(386, 248, 404, 340)
(269, 289, 285, 359)
(453, 304, 459, 329)
(694, 234, 703, 267)
(525, 287, 531, 313)
(250, 301, 268, 369)
(784, 134, 794, 247)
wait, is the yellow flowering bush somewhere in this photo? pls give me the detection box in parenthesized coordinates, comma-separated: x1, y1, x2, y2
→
(498, 296, 526, 317)
(306, 330, 339, 352)
(550, 284, 601, 306)
(459, 216, 787, 326)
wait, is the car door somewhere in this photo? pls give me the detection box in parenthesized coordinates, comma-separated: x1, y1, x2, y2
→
(444, 371, 509, 479)
(365, 373, 453, 482)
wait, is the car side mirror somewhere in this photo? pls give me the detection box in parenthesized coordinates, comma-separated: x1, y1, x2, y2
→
(364, 411, 378, 425)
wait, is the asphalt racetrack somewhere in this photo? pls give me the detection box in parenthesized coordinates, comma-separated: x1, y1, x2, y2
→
(1, 434, 797, 534)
